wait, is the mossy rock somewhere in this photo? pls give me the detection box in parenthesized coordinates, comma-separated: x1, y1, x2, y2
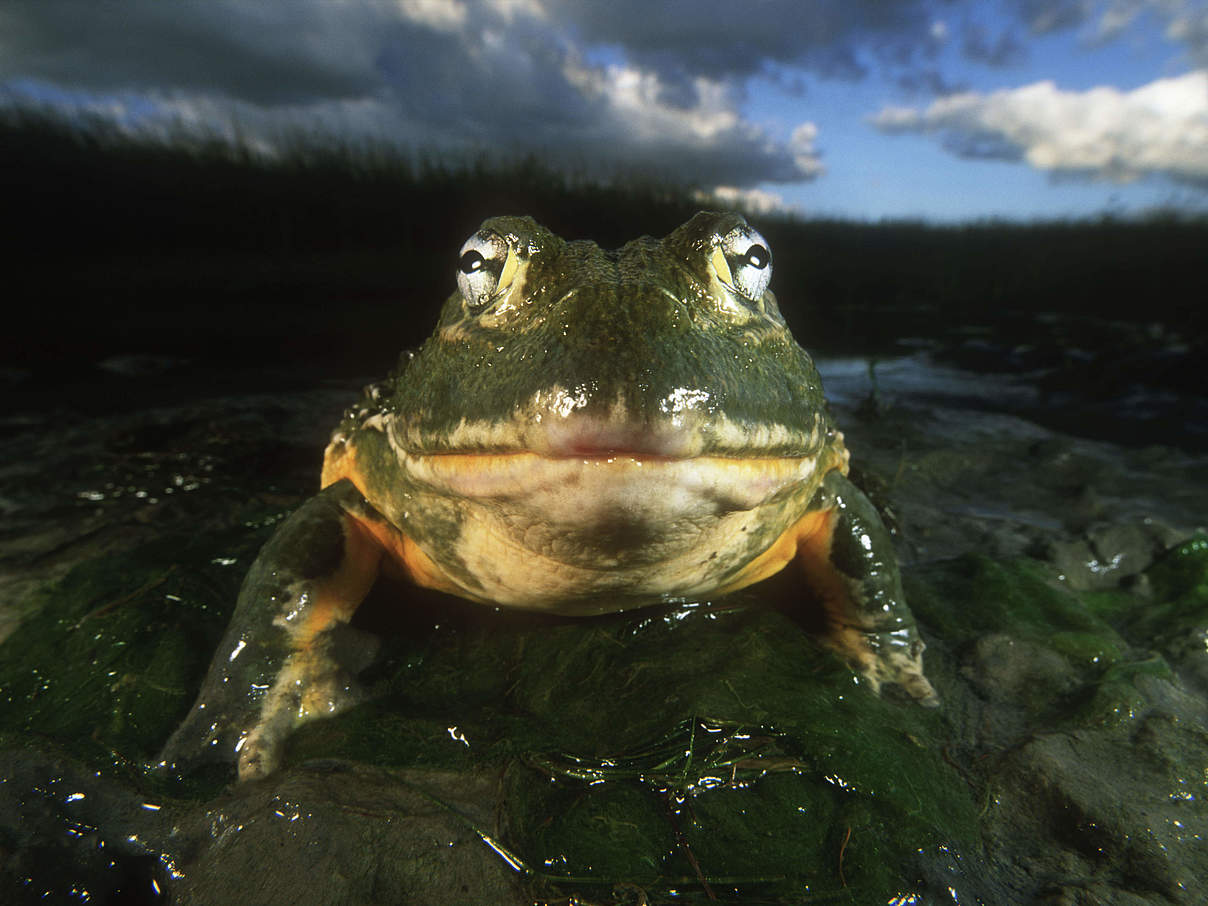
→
(6, 531, 1207, 903)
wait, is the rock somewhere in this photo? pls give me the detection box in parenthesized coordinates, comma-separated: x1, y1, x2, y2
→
(962, 633, 1080, 705)
(170, 764, 526, 906)
(1042, 521, 1185, 591)
(986, 692, 1207, 905)
(0, 743, 526, 906)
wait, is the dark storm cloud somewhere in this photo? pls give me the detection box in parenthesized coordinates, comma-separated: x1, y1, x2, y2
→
(544, 0, 931, 79)
(1, 0, 1203, 196)
(371, 17, 584, 141)
(0, 0, 841, 190)
(0, 0, 382, 105)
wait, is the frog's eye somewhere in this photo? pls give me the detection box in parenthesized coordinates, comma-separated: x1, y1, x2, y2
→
(712, 225, 773, 304)
(456, 229, 515, 311)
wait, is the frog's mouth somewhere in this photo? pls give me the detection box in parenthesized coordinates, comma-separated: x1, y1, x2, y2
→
(403, 448, 822, 517)
(391, 403, 840, 518)
(393, 386, 829, 462)
(533, 416, 724, 460)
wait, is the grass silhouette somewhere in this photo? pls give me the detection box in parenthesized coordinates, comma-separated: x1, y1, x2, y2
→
(3, 107, 1204, 382)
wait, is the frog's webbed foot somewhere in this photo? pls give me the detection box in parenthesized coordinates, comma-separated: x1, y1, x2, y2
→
(795, 470, 939, 707)
(233, 627, 377, 780)
(828, 621, 938, 706)
(158, 480, 386, 781)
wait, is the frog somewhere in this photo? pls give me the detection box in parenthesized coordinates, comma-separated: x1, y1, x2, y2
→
(159, 211, 938, 782)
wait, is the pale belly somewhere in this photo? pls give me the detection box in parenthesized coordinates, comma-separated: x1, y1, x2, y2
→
(393, 452, 826, 614)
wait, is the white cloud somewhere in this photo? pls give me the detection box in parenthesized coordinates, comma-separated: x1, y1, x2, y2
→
(483, 0, 547, 22)
(551, 59, 823, 184)
(397, 0, 469, 31)
(789, 123, 826, 178)
(696, 185, 796, 215)
(567, 63, 739, 144)
(869, 70, 1208, 185)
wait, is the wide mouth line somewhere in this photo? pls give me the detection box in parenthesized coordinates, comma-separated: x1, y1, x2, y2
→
(393, 414, 824, 463)
(400, 447, 824, 509)
(405, 448, 808, 463)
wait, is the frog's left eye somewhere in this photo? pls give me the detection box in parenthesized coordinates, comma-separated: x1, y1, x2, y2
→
(456, 229, 515, 311)
(712, 225, 773, 303)
(705, 225, 773, 306)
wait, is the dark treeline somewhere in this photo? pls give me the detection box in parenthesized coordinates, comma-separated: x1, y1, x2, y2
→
(4, 109, 1204, 375)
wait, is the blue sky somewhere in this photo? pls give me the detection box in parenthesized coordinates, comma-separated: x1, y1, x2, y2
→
(2, 0, 1205, 221)
(750, 3, 1207, 218)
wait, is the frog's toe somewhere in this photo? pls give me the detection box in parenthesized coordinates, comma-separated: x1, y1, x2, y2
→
(829, 624, 939, 706)
(236, 726, 282, 782)
(157, 701, 238, 775)
(235, 650, 366, 781)
(877, 651, 940, 706)
(862, 631, 939, 707)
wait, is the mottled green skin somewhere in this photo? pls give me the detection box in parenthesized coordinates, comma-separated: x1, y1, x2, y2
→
(359, 213, 832, 457)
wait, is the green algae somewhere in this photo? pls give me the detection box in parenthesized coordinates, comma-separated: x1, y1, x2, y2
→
(1120, 534, 1208, 648)
(1070, 656, 1176, 730)
(287, 598, 981, 902)
(16, 533, 1208, 903)
(904, 553, 1129, 674)
(905, 545, 1206, 730)
(0, 521, 270, 771)
(506, 715, 955, 903)
(1149, 534, 1208, 594)
(1, 517, 984, 901)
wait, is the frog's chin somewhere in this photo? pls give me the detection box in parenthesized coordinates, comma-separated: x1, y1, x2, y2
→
(393, 446, 827, 612)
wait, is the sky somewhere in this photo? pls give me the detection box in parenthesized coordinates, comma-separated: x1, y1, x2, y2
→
(1, 0, 1206, 221)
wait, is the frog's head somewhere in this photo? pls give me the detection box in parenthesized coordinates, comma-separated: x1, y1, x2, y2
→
(388, 212, 831, 460)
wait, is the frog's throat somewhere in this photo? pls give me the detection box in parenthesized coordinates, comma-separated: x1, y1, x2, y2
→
(426, 452, 842, 598)
(321, 438, 848, 610)
(340, 451, 840, 613)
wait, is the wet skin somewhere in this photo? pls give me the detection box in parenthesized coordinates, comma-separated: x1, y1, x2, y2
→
(160, 212, 938, 781)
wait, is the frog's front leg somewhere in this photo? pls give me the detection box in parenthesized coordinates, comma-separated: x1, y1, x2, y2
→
(795, 470, 939, 705)
(160, 479, 391, 781)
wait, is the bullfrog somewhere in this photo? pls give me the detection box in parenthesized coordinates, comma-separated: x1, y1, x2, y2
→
(160, 212, 937, 781)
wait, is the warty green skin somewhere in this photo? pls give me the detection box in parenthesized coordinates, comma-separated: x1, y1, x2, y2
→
(159, 212, 936, 782)
(383, 213, 832, 455)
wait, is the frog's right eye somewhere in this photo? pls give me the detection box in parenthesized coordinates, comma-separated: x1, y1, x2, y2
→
(456, 230, 515, 311)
